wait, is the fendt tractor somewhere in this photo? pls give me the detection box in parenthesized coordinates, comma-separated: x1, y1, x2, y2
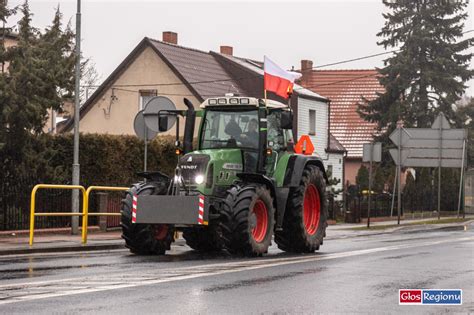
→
(121, 96, 328, 257)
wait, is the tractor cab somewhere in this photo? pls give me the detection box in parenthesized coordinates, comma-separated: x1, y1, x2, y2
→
(197, 96, 294, 174)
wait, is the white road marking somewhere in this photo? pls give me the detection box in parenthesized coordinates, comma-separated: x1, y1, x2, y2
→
(0, 236, 472, 305)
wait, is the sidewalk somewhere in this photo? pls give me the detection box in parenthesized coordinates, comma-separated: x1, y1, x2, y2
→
(326, 215, 473, 240)
(0, 229, 125, 256)
(0, 216, 471, 256)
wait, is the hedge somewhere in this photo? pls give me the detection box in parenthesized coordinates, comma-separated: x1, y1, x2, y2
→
(0, 133, 178, 230)
(42, 133, 178, 187)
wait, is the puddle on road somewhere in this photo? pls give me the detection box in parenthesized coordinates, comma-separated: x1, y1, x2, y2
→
(203, 266, 327, 292)
(383, 251, 430, 260)
(402, 225, 466, 234)
(0, 263, 104, 280)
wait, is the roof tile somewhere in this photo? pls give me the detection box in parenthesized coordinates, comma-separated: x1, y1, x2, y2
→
(300, 69, 383, 158)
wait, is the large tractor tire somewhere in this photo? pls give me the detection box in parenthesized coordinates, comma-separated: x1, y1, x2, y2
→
(275, 165, 328, 253)
(221, 183, 275, 256)
(121, 181, 175, 255)
(182, 225, 222, 252)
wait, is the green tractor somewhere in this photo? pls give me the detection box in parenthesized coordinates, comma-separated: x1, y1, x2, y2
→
(121, 96, 328, 256)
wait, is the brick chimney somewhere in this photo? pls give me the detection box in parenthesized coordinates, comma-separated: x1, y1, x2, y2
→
(300, 59, 313, 85)
(162, 31, 178, 44)
(220, 46, 233, 56)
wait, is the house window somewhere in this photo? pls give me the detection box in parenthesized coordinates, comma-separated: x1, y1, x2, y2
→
(139, 89, 158, 110)
(327, 165, 333, 177)
(309, 109, 316, 135)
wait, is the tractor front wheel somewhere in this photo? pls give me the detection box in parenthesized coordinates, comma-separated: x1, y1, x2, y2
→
(221, 184, 275, 256)
(121, 181, 175, 255)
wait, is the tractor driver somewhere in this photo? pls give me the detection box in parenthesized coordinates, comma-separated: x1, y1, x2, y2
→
(239, 118, 258, 148)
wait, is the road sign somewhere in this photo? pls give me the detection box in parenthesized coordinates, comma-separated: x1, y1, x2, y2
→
(363, 142, 382, 162)
(133, 110, 157, 141)
(389, 128, 411, 147)
(431, 112, 451, 129)
(389, 128, 466, 148)
(389, 149, 465, 168)
(389, 113, 468, 220)
(143, 96, 177, 132)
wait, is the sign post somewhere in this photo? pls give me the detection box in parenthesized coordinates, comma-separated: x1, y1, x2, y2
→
(363, 142, 382, 228)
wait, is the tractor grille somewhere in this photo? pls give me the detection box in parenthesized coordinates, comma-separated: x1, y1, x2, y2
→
(179, 154, 210, 188)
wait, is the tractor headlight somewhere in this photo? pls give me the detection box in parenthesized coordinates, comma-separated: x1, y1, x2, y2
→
(195, 174, 204, 184)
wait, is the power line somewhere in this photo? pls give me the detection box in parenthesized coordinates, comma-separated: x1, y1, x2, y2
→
(293, 73, 379, 91)
(310, 50, 399, 70)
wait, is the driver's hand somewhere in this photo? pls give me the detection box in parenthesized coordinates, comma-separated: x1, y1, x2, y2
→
(240, 133, 247, 138)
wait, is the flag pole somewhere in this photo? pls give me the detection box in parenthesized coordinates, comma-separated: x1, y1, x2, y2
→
(264, 89, 267, 106)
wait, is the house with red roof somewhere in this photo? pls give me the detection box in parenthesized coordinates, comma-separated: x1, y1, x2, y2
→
(298, 60, 383, 186)
(61, 32, 346, 197)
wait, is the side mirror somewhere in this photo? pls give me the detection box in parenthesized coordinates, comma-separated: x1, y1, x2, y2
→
(281, 111, 293, 129)
(158, 116, 169, 132)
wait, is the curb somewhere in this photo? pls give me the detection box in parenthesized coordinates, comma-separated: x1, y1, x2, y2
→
(0, 243, 126, 256)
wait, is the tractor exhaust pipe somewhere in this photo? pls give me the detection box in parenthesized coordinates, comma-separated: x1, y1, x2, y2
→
(183, 98, 196, 153)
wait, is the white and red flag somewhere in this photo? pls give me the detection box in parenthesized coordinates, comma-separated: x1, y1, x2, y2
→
(264, 56, 302, 99)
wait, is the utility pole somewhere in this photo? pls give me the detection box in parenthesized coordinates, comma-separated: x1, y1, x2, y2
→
(437, 116, 442, 220)
(71, 0, 81, 235)
(397, 120, 402, 225)
(367, 143, 373, 228)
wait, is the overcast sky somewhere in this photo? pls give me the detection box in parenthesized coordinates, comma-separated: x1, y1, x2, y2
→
(6, 0, 474, 96)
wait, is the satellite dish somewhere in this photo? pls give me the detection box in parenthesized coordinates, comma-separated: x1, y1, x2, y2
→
(133, 110, 157, 141)
(143, 96, 177, 132)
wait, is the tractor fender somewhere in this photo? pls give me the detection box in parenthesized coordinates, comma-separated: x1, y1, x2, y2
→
(236, 173, 288, 230)
(236, 173, 276, 198)
(283, 155, 328, 188)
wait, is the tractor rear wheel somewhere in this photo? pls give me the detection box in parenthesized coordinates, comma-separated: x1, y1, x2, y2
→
(275, 165, 327, 253)
(221, 184, 275, 256)
(183, 226, 222, 252)
(121, 181, 175, 255)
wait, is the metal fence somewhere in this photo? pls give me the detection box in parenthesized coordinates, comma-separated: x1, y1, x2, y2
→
(0, 178, 123, 231)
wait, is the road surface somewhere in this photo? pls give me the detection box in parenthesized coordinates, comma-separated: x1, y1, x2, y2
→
(0, 223, 472, 314)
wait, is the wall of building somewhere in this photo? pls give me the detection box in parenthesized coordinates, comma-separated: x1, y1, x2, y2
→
(296, 96, 328, 159)
(78, 46, 201, 136)
(324, 153, 344, 200)
(345, 158, 361, 186)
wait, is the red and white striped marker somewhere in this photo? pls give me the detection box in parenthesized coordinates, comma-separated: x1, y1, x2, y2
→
(132, 195, 138, 223)
(198, 195, 204, 225)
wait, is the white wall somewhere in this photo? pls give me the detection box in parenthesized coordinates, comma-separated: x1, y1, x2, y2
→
(297, 97, 328, 159)
(324, 153, 344, 200)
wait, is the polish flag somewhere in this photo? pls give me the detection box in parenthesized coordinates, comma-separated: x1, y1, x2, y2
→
(264, 56, 302, 99)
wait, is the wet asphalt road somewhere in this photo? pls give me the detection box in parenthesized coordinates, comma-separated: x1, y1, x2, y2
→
(0, 224, 472, 314)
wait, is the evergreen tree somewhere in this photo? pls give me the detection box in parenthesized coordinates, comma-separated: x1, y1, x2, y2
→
(356, 165, 369, 192)
(359, 0, 473, 132)
(37, 7, 75, 112)
(0, 1, 75, 181)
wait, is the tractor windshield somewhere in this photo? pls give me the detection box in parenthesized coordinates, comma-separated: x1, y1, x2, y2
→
(200, 109, 259, 150)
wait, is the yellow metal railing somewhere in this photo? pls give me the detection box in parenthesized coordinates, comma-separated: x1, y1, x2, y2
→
(29, 184, 86, 246)
(82, 186, 129, 243)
